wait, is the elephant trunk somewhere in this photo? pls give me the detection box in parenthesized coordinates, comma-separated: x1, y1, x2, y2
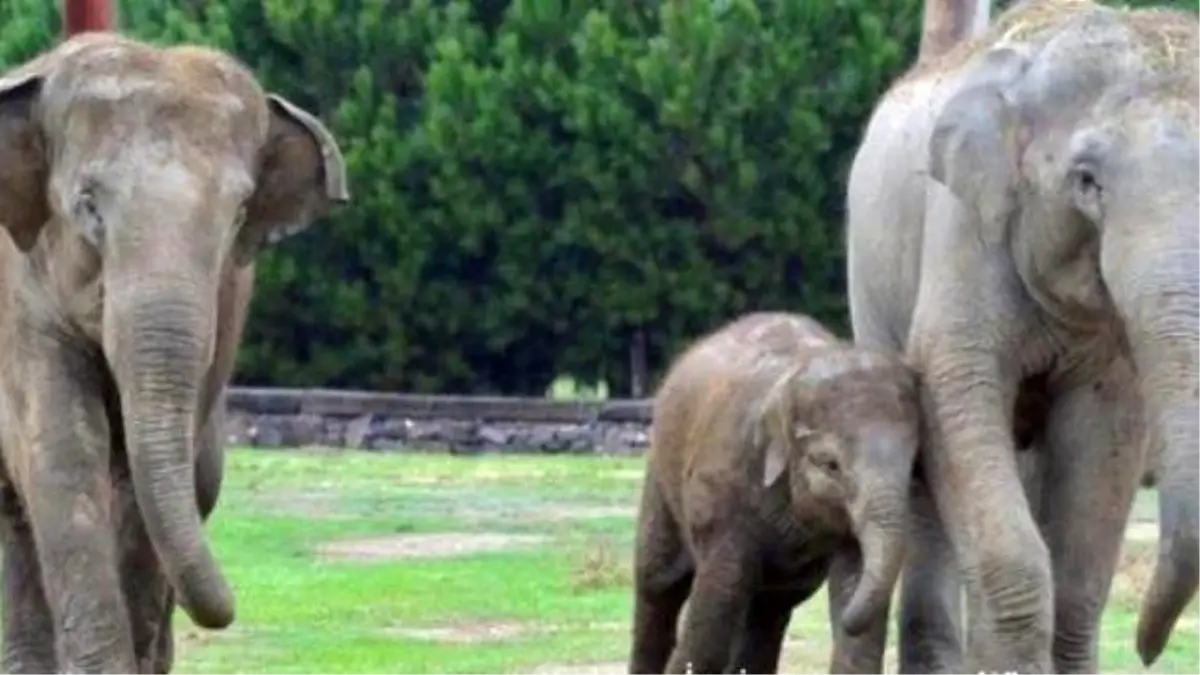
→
(841, 477, 909, 635)
(1114, 231, 1199, 666)
(104, 277, 235, 630)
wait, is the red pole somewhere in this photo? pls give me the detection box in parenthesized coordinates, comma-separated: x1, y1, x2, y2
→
(63, 0, 117, 36)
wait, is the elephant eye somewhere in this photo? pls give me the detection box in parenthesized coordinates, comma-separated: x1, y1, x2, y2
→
(74, 187, 97, 219)
(1068, 161, 1105, 222)
(72, 185, 105, 247)
(1075, 167, 1100, 193)
(808, 447, 841, 475)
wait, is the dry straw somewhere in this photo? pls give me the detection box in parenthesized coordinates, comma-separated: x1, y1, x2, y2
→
(901, 0, 1198, 85)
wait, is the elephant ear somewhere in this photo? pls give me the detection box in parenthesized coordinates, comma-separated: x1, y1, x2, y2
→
(928, 46, 1032, 247)
(236, 94, 348, 265)
(762, 424, 816, 488)
(0, 71, 49, 252)
(758, 363, 820, 488)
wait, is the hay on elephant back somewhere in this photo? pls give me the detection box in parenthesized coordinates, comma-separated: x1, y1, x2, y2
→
(990, 0, 1097, 42)
(901, 0, 1096, 82)
(899, 0, 1198, 86)
(1124, 9, 1200, 74)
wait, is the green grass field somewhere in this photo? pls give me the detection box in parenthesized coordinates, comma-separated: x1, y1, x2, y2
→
(172, 450, 1198, 674)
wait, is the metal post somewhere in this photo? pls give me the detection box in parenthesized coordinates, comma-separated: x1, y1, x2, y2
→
(63, 0, 117, 36)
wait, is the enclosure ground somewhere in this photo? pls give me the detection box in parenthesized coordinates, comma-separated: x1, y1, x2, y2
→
(166, 450, 1198, 674)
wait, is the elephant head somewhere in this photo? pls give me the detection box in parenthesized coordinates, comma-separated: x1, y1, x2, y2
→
(762, 349, 920, 636)
(928, 9, 1197, 664)
(0, 34, 348, 629)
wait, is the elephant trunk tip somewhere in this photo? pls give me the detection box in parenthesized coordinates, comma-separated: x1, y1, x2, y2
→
(840, 580, 881, 637)
(1137, 457, 1199, 666)
(1138, 596, 1176, 667)
(177, 567, 236, 629)
(1136, 540, 1199, 666)
(839, 526, 903, 637)
(1137, 625, 1165, 667)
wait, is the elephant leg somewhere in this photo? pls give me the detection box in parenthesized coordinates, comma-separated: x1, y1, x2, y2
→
(731, 561, 826, 675)
(10, 353, 140, 672)
(964, 446, 1044, 659)
(727, 591, 797, 675)
(630, 476, 693, 674)
(116, 472, 173, 674)
(22, 402, 137, 670)
(665, 538, 756, 674)
(1039, 367, 1144, 673)
(0, 488, 56, 673)
(897, 480, 963, 674)
(828, 545, 889, 674)
(149, 591, 175, 675)
(850, 326, 964, 673)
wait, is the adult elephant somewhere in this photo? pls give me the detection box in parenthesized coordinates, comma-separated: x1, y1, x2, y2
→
(845, 1, 1197, 673)
(0, 33, 347, 672)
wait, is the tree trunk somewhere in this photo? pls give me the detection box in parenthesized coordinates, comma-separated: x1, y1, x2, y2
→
(63, 0, 116, 35)
(630, 329, 648, 398)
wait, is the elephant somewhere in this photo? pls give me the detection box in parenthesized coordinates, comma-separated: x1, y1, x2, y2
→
(0, 32, 348, 672)
(628, 312, 921, 674)
(844, 0, 1197, 672)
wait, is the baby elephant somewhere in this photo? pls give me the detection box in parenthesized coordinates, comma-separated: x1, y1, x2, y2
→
(628, 312, 920, 674)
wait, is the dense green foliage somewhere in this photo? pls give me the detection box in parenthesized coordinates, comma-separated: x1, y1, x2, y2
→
(0, 0, 1195, 394)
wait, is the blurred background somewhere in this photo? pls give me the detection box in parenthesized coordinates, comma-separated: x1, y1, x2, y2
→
(4, 0, 1194, 399)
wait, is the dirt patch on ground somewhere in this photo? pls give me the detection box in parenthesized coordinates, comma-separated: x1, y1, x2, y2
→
(570, 537, 632, 591)
(249, 491, 346, 519)
(532, 660, 627, 674)
(387, 620, 530, 643)
(316, 532, 547, 562)
(528, 505, 636, 522)
(173, 625, 244, 661)
(388, 619, 625, 645)
(444, 503, 636, 528)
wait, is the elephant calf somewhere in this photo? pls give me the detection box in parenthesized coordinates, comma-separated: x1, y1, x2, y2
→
(628, 312, 920, 674)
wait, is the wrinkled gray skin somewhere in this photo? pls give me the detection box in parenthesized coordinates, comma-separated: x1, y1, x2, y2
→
(0, 33, 347, 672)
(846, 1, 1198, 672)
(629, 312, 920, 674)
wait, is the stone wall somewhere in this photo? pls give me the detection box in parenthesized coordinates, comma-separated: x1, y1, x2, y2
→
(223, 410, 651, 456)
(220, 388, 1157, 485)
(221, 387, 653, 455)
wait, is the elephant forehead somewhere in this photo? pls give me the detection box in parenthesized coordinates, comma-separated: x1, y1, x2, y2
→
(38, 41, 268, 149)
(59, 70, 244, 113)
(1011, 11, 1196, 112)
(1017, 29, 1141, 105)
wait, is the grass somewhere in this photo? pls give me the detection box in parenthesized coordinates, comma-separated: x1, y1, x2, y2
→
(170, 450, 1198, 674)
(546, 375, 610, 402)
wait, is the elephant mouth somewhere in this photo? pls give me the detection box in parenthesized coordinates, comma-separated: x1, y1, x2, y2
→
(1012, 372, 1052, 451)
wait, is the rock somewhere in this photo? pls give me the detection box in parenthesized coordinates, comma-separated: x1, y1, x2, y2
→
(344, 414, 375, 449)
(478, 425, 512, 449)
